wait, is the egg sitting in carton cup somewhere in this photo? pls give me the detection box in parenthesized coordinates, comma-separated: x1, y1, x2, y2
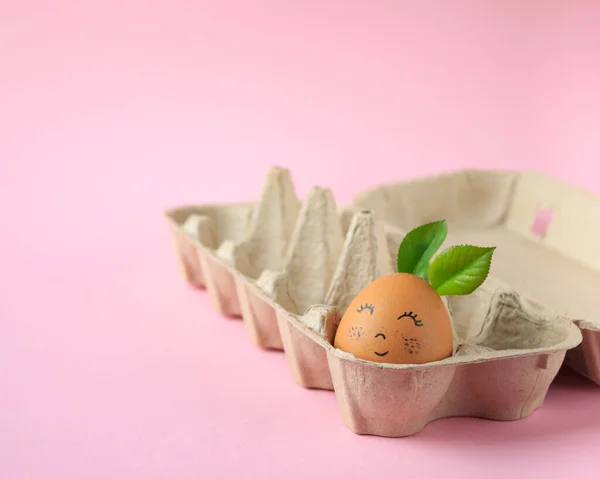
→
(335, 219, 494, 366)
(165, 166, 583, 438)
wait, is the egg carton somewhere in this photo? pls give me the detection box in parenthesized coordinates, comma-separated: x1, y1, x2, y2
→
(164, 167, 582, 437)
(354, 168, 600, 386)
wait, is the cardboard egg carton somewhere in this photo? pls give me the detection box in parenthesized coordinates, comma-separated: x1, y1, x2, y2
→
(164, 167, 582, 437)
(354, 168, 600, 386)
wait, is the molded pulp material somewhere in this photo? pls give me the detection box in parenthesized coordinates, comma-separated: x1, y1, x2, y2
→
(164, 166, 583, 437)
(354, 169, 600, 385)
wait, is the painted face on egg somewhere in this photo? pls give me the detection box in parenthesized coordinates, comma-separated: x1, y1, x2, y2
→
(333, 273, 454, 364)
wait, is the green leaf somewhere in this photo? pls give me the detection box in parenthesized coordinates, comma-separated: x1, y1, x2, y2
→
(428, 245, 496, 296)
(397, 220, 448, 280)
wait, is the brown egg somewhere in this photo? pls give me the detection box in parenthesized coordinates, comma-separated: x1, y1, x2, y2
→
(333, 273, 453, 364)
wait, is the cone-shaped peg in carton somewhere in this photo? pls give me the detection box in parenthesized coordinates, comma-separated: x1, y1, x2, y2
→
(238, 166, 301, 278)
(277, 186, 345, 316)
(232, 167, 301, 349)
(278, 210, 395, 390)
(325, 210, 395, 313)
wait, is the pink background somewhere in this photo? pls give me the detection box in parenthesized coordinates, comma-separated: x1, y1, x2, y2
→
(1, 1, 599, 478)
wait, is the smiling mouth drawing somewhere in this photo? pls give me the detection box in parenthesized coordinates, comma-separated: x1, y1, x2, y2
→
(374, 351, 389, 357)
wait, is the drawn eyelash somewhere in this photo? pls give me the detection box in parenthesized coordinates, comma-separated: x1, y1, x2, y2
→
(398, 311, 423, 327)
(357, 303, 374, 315)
